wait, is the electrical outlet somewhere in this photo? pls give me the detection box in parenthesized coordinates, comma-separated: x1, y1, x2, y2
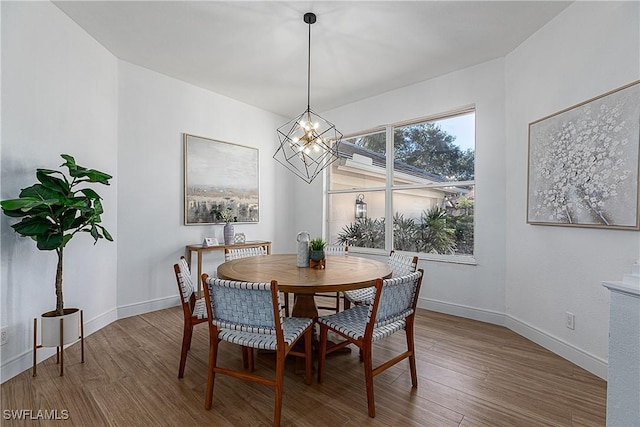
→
(0, 326, 8, 346)
(566, 312, 575, 330)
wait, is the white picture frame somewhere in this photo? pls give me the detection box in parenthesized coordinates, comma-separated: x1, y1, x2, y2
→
(527, 81, 640, 230)
(184, 133, 260, 225)
(203, 237, 219, 247)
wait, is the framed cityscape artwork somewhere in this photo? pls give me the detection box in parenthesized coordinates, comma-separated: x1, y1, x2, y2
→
(527, 81, 640, 230)
(183, 133, 259, 225)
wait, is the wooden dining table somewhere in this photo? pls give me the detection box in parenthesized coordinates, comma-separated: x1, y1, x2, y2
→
(217, 253, 392, 318)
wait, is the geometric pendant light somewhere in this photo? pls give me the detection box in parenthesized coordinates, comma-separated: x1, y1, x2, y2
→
(273, 12, 343, 184)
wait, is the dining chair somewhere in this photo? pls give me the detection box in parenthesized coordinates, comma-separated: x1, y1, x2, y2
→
(315, 245, 348, 313)
(224, 245, 294, 316)
(317, 269, 424, 418)
(224, 245, 268, 261)
(201, 274, 314, 427)
(343, 250, 418, 309)
(173, 256, 208, 378)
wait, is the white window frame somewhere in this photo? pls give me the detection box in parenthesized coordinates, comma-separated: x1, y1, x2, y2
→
(325, 106, 476, 265)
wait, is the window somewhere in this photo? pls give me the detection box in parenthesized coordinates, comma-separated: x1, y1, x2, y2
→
(327, 109, 475, 259)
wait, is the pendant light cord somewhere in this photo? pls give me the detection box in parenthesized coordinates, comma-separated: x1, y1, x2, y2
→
(307, 19, 311, 111)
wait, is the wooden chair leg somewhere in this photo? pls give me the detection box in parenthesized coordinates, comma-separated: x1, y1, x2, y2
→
(344, 299, 351, 310)
(241, 347, 248, 369)
(334, 292, 340, 312)
(362, 344, 376, 418)
(406, 321, 418, 387)
(178, 323, 191, 378)
(283, 293, 290, 317)
(204, 336, 220, 410)
(186, 324, 194, 351)
(274, 350, 285, 427)
(241, 346, 254, 372)
(304, 327, 312, 385)
(317, 325, 328, 383)
(247, 347, 254, 372)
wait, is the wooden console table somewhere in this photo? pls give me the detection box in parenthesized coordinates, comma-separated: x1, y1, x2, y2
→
(185, 240, 271, 295)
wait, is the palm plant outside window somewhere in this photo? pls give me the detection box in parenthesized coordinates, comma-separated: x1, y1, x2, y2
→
(327, 109, 475, 258)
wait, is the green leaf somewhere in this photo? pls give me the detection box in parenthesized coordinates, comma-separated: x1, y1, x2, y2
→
(19, 184, 60, 202)
(60, 211, 77, 231)
(1, 208, 31, 218)
(69, 214, 89, 229)
(79, 188, 101, 200)
(36, 170, 69, 195)
(63, 197, 88, 208)
(60, 154, 112, 184)
(1, 196, 58, 216)
(36, 232, 64, 250)
(60, 154, 76, 164)
(82, 169, 112, 184)
(68, 165, 89, 178)
(90, 225, 100, 241)
(1, 197, 42, 211)
(12, 217, 55, 236)
(60, 154, 77, 172)
(94, 199, 104, 216)
(62, 234, 73, 247)
(101, 226, 114, 242)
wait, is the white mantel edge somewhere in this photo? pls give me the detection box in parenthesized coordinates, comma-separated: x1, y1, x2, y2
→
(602, 281, 640, 298)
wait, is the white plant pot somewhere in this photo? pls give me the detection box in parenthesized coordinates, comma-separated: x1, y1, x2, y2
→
(41, 308, 81, 347)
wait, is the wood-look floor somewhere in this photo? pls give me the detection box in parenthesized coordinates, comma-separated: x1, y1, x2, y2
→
(1, 306, 606, 426)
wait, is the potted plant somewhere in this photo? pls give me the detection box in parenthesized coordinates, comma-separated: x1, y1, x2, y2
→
(309, 238, 326, 261)
(1, 154, 113, 348)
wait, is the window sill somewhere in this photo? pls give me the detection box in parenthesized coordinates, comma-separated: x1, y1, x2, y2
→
(347, 247, 477, 266)
(417, 253, 477, 265)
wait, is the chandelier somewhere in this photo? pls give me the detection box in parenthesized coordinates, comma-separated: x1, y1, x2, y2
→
(273, 12, 343, 184)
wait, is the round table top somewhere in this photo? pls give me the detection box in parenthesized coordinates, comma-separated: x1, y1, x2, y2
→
(217, 253, 392, 294)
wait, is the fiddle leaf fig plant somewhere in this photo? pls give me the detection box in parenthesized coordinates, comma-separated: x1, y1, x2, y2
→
(1, 154, 113, 316)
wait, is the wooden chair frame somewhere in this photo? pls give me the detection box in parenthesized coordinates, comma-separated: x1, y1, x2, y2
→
(317, 269, 424, 418)
(202, 274, 313, 427)
(173, 259, 209, 378)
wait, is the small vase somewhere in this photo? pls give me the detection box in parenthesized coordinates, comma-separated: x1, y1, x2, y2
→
(223, 223, 235, 245)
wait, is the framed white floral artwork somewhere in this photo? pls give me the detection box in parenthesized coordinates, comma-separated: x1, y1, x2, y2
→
(527, 81, 640, 230)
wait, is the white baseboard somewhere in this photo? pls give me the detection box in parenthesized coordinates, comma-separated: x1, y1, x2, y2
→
(418, 297, 506, 326)
(418, 297, 607, 380)
(504, 314, 608, 380)
(0, 308, 118, 383)
(116, 295, 181, 319)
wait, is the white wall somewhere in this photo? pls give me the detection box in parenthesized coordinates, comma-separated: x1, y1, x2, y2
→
(116, 62, 287, 316)
(1, 1, 119, 380)
(504, 1, 640, 378)
(299, 58, 508, 324)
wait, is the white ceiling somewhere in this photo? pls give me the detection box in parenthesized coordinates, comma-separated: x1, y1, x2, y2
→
(53, 1, 571, 118)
